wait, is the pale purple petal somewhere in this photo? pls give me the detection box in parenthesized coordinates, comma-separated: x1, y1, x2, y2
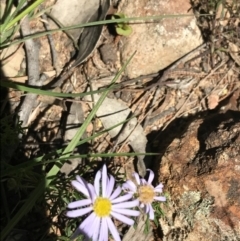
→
(154, 183, 164, 193)
(110, 186, 122, 201)
(94, 170, 101, 196)
(111, 193, 132, 204)
(148, 204, 154, 220)
(75, 176, 92, 194)
(71, 180, 89, 197)
(111, 211, 134, 225)
(80, 212, 96, 230)
(140, 178, 147, 185)
(76, 175, 87, 185)
(154, 196, 166, 202)
(111, 208, 140, 217)
(147, 169, 154, 184)
(122, 180, 137, 192)
(102, 165, 107, 197)
(154, 188, 164, 193)
(92, 216, 101, 241)
(83, 216, 97, 238)
(155, 183, 164, 191)
(106, 217, 121, 241)
(87, 183, 96, 201)
(66, 206, 92, 218)
(67, 199, 92, 209)
(140, 203, 144, 208)
(112, 199, 139, 209)
(106, 174, 115, 198)
(134, 172, 140, 185)
(70, 212, 95, 240)
(99, 217, 108, 241)
(80, 215, 99, 239)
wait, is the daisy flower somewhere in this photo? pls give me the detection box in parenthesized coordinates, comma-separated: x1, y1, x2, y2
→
(66, 164, 140, 241)
(122, 169, 166, 220)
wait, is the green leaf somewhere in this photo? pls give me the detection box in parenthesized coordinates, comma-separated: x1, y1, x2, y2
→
(111, 13, 132, 36)
(116, 24, 132, 36)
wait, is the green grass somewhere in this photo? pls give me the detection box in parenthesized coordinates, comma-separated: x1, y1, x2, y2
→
(0, 0, 212, 240)
(0, 50, 136, 240)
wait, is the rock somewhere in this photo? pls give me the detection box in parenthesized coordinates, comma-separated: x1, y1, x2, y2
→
(84, 88, 149, 177)
(99, 43, 118, 65)
(156, 112, 240, 240)
(118, 0, 203, 78)
(50, 0, 97, 41)
(1, 45, 25, 78)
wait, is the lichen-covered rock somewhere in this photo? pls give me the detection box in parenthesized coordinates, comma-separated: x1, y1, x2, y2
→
(156, 112, 240, 240)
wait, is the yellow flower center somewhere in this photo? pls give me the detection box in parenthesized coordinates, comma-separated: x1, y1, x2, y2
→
(138, 185, 155, 204)
(93, 197, 112, 217)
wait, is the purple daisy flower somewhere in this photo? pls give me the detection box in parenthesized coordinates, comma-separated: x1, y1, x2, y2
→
(66, 164, 140, 241)
(122, 169, 166, 220)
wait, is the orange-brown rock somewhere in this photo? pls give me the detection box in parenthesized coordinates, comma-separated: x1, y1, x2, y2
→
(156, 111, 240, 241)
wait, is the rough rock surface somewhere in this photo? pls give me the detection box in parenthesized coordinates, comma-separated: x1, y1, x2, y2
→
(156, 111, 240, 240)
(119, 0, 203, 78)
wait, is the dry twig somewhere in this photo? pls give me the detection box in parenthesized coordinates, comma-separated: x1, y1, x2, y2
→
(18, 16, 43, 128)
